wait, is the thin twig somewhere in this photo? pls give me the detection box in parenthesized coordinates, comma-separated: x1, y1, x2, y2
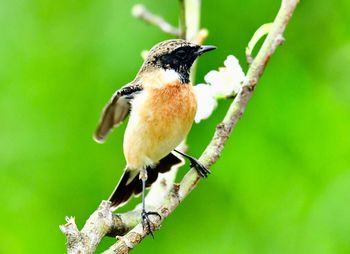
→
(185, 0, 202, 83)
(184, 0, 201, 41)
(131, 4, 180, 37)
(190, 28, 209, 45)
(179, 0, 186, 39)
(102, 0, 300, 253)
(245, 23, 274, 65)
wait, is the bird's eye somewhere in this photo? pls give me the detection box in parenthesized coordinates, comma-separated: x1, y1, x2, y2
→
(176, 49, 186, 58)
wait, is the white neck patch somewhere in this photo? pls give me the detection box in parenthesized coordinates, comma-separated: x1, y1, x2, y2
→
(143, 69, 181, 89)
(162, 69, 180, 83)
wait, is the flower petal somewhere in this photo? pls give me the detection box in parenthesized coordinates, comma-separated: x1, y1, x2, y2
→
(204, 55, 245, 97)
(193, 84, 218, 123)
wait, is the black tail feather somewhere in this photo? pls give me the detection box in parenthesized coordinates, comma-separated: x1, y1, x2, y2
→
(108, 152, 182, 210)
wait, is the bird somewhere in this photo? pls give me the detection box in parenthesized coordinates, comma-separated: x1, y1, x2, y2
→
(94, 39, 216, 235)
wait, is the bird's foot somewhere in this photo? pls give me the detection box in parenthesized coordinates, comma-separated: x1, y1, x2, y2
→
(174, 149, 211, 178)
(189, 158, 211, 178)
(141, 210, 161, 238)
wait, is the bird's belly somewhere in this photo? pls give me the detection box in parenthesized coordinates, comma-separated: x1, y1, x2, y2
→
(123, 82, 197, 169)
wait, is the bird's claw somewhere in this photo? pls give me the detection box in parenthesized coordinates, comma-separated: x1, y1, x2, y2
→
(190, 160, 211, 178)
(141, 210, 161, 238)
(173, 149, 211, 178)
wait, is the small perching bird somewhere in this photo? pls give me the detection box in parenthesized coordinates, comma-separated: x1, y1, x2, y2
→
(94, 39, 216, 235)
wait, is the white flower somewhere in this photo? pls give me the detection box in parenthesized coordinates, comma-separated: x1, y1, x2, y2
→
(193, 84, 218, 123)
(204, 55, 245, 98)
(194, 55, 245, 123)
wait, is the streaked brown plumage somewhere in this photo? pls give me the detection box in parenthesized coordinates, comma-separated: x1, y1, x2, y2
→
(94, 39, 216, 233)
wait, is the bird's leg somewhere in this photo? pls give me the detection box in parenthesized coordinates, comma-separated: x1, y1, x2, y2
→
(139, 168, 161, 238)
(174, 149, 211, 178)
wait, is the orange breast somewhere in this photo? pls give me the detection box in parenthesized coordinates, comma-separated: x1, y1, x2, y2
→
(151, 81, 197, 130)
(124, 81, 197, 169)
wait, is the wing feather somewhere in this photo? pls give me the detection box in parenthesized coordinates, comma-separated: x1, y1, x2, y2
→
(94, 84, 142, 143)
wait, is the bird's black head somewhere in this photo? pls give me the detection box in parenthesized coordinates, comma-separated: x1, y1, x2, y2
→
(142, 39, 216, 83)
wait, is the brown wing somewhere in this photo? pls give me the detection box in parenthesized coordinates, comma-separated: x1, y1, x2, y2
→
(94, 84, 143, 143)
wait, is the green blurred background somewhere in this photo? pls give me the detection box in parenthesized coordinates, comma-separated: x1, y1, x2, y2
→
(1, 0, 350, 253)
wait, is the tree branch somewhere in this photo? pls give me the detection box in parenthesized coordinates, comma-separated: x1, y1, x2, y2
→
(102, 0, 300, 253)
(60, 146, 186, 254)
(131, 4, 180, 37)
(59, 202, 137, 254)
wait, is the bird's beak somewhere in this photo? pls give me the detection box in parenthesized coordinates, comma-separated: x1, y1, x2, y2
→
(196, 45, 217, 55)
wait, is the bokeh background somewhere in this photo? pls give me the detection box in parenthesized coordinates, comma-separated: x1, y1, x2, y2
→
(1, 0, 350, 253)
